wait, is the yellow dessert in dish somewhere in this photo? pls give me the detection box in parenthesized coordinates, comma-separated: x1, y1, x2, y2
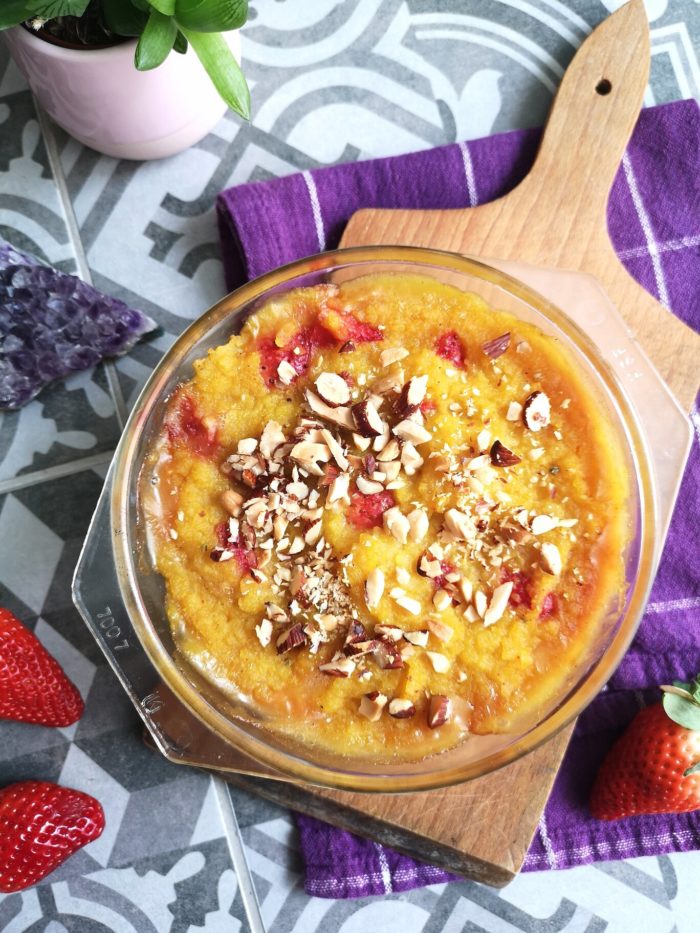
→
(147, 274, 629, 759)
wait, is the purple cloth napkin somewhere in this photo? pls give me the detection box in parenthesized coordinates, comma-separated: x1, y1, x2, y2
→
(217, 98, 700, 897)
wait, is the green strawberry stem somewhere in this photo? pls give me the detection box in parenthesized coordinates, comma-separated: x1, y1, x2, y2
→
(660, 675, 700, 776)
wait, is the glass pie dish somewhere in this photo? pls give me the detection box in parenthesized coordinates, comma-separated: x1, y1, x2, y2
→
(73, 246, 692, 792)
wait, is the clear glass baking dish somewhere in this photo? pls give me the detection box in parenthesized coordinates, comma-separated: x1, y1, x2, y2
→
(73, 246, 692, 792)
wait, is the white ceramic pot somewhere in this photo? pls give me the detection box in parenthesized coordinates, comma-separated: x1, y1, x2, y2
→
(3, 25, 240, 160)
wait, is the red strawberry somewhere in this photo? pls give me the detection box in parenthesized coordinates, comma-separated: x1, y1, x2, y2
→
(590, 676, 700, 820)
(0, 609, 84, 727)
(0, 781, 104, 893)
(434, 330, 467, 368)
(347, 490, 395, 530)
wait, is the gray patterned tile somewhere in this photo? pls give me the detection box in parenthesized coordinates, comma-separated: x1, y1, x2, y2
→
(0, 46, 122, 485)
(0, 468, 249, 930)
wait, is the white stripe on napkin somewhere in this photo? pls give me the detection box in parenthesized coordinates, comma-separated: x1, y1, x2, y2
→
(303, 170, 326, 251)
(645, 595, 700, 614)
(374, 841, 393, 893)
(459, 140, 479, 206)
(537, 813, 558, 869)
(622, 152, 671, 308)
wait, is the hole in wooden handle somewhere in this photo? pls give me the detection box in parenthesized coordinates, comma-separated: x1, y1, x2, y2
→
(596, 78, 612, 95)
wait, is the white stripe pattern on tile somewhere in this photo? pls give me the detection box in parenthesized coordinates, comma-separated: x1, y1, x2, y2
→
(622, 152, 671, 308)
(303, 170, 326, 251)
(459, 140, 479, 206)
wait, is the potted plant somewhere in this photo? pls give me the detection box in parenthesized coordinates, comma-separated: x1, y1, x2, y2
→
(1, 1, 250, 160)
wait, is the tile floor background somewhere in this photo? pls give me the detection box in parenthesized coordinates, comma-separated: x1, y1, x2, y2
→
(1, 1, 700, 930)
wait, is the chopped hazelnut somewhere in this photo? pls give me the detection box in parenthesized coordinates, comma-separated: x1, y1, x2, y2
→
(427, 695, 451, 728)
(359, 691, 388, 722)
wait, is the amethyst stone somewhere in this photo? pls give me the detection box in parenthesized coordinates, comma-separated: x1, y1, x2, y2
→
(0, 243, 156, 409)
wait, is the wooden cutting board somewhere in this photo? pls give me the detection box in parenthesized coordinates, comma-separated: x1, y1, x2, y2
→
(161, 0, 700, 886)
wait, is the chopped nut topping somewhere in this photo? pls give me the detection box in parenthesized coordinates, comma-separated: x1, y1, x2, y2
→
(541, 542, 563, 575)
(483, 582, 513, 627)
(388, 698, 416, 718)
(400, 442, 424, 475)
(392, 591, 421, 615)
(372, 368, 405, 395)
(444, 508, 477, 542)
(426, 651, 450, 673)
(327, 472, 351, 504)
(255, 619, 273, 647)
(407, 507, 429, 543)
(320, 428, 349, 471)
(490, 440, 521, 467)
(221, 489, 243, 516)
(427, 618, 454, 643)
(427, 695, 451, 728)
(276, 623, 307, 653)
(459, 578, 473, 603)
(375, 624, 403, 642)
(476, 428, 491, 451)
(352, 399, 385, 437)
(376, 438, 400, 462)
(464, 604, 479, 623)
(396, 566, 411, 585)
(404, 630, 429, 647)
(523, 390, 551, 431)
(380, 347, 409, 366)
(482, 332, 511, 359)
(315, 372, 351, 407)
(306, 390, 355, 429)
(364, 568, 385, 609)
(359, 691, 388, 721)
(277, 359, 297, 385)
(474, 590, 487, 619)
(393, 419, 431, 445)
(433, 589, 452, 612)
(238, 438, 258, 455)
(506, 401, 523, 421)
(259, 420, 286, 459)
(383, 506, 410, 544)
(531, 514, 558, 535)
(319, 656, 356, 677)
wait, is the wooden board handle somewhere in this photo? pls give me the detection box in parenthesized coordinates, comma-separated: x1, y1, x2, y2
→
(508, 0, 649, 239)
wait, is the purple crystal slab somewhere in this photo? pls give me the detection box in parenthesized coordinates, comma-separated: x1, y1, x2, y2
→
(0, 243, 157, 410)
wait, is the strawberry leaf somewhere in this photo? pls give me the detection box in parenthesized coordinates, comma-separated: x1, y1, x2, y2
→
(684, 761, 700, 777)
(662, 691, 700, 731)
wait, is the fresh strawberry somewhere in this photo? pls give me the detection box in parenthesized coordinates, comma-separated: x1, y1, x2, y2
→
(590, 676, 700, 820)
(0, 781, 104, 893)
(0, 609, 84, 727)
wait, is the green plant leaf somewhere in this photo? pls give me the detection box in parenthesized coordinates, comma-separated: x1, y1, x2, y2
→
(662, 691, 700, 731)
(135, 9, 177, 70)
(173, 29, 188, 53)
(26, 0, 90, 17)
(175, 0, 247, 33)
(149, 0, 176, 15)
(101, 0, 148, 36)
(0, 1, 32, 30)
(179, 28, 249, 118)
